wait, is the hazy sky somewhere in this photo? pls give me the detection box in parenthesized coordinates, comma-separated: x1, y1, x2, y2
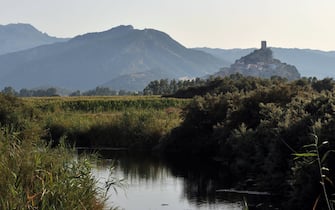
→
(1, 0, 335, 50)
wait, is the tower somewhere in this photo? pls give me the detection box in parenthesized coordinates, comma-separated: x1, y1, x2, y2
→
(261, 41, 267, 49)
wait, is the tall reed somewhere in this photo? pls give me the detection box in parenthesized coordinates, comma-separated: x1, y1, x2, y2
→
(0, 128, 114, 210)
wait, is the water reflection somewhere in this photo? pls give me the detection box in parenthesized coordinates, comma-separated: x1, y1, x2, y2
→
(90, 150, 243, 210)
(166, 157, 236, 205)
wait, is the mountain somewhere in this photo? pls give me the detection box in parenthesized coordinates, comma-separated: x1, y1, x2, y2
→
(195, 47, 254, 64)
(271, 48, 335, 78)
(102, 71, 168, 91)
(212, 42, 300, 80)
(0, 23, 69, 55)
(0, 25, 227, 91)
(196, 47, 335, 79)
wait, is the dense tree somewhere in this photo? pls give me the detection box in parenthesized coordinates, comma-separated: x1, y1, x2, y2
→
(82, 86, 117, 96)
(2, 86, 18, 96)
(158, 75, 335, 209)
(143, 78, 205, 95)
(69, 90, 81, 96)
(19, 88, 33, 97)
(312, 77, 334, 92)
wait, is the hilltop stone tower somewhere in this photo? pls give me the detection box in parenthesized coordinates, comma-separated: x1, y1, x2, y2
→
(261, 41, 267, 49)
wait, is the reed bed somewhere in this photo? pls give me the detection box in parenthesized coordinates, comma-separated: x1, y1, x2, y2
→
(0, 128, 110, 210)
(23, 96, 188, 149)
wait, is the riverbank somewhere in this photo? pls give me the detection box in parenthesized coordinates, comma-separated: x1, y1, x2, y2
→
(0, 94, 116, 209)
(3, 75, 335, 209)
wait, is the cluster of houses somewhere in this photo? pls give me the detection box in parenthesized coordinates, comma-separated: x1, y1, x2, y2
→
(231, 41, 278, 72)
(232, 60, 278, 72)
(215, 41, 300, 80)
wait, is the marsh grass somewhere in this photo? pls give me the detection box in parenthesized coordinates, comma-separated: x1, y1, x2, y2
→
(23, 96, 189, 113)
(24, 96, 186, 149)
(0, 129, 113, 210)
(84, 108, 182, 148)
(0, 94, 125, 209)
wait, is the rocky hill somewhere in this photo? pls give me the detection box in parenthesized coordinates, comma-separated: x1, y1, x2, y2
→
(0, 25, 227, 91)
(213, 42, 300, 80)
(0, 23, 68, 55)
(196, 47, 335, 79)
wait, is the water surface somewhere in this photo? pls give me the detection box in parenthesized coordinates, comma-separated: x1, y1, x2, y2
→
(91, 151, 244, 210)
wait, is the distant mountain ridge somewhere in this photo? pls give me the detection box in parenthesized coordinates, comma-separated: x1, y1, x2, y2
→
(196, 47, 335, 79)
(0, 23, 69, 55)
(1, 23, 334, 92)
(0, 25, 227, 91)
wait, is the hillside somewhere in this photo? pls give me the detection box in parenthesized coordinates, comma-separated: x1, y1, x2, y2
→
(195, 47, 254, 64)
(0, 25, 227, 91)
(212, 42, 300, 80)
(196, 47, 335, 79)
(0, 23, 68, 55)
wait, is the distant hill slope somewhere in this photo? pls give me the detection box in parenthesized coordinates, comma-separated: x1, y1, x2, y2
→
(196, 47, 335, 79)
(195, 47, 255, 64)
(271, 48, 335, 78)
(212, 44, 300, 80)
(0, 23, 69, 55)
(0, 25, 227, 91)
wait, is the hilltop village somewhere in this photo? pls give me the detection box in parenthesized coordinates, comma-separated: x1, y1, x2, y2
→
(216, 41, 300, 80)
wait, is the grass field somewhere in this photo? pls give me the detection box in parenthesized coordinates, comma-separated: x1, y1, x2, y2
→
(23, 96, 190, 149)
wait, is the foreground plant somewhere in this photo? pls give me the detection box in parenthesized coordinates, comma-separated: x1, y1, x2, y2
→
(293, 130, 335, 210)
(0, 129, 117, 210)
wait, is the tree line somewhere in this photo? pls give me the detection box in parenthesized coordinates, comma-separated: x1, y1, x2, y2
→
(2, 74, 335, 98)
(143, 74, 335, 97)
(143, 78, 206, 95)
(1, 86, 137, 97)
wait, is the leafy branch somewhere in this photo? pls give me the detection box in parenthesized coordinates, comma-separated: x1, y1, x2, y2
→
(293, 132, 335, 210)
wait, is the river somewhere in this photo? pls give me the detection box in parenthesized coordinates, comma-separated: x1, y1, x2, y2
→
(88, 150, 266, 210)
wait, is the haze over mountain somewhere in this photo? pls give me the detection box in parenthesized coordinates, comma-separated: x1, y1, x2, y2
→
(212, 43, 300, 80)
(0, 23, 69, 55)
(1, 23, 334, 92)
(196, 47, 335, 79)
(0, 25, 227, 91)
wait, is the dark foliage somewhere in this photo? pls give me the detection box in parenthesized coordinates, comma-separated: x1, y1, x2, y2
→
(158, 75, 335, 209)
(2, 87, 60, 97)
(143, 78, 205, 96)
(0, 93, 37, 130)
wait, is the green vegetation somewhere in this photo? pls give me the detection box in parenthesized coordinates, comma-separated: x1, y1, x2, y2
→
(2, 75, 335, 209)
(2, 86, 60, 97)
(0, 134, 105, 209)
(0, 94, 118, 209)
(2, 86, 138, 97)
(24, 96, 188, 149)
(293, 131, 335, 210)
(159, 75, 335, 209)
(143, 74, 289, 98)
(143, 78, 206, 95)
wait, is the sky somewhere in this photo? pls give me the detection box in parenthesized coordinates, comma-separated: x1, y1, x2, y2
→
(1, 0, 335, 51)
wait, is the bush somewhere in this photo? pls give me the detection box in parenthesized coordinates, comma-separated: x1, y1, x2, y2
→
(159, 76, 335, 209)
